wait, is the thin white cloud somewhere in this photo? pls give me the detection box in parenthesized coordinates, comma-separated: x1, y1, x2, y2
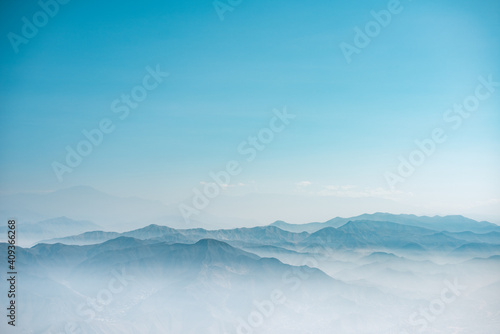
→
(318, 185, 411, 200)
(200, 181, 248, 190)
(324, 185, 356, 191)
(465, 198, 500, 210)
(297, 181, 312, 187)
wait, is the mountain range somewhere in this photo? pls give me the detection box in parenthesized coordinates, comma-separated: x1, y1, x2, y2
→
(271, 212, 500, 233)
(39, 215, 500, 260)
(1, 213, 499, 333)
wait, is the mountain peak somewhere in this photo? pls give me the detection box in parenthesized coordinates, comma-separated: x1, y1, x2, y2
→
(270, 220, 288, 226)
(195, 238, 229, 247)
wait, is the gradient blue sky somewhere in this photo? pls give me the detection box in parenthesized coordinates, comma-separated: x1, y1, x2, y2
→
(0, 0, 499, 222)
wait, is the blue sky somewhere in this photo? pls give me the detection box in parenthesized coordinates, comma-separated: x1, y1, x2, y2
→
(0, 0, 499, 223)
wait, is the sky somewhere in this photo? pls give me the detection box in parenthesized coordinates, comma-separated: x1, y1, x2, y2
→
(0, 0, 499, 224)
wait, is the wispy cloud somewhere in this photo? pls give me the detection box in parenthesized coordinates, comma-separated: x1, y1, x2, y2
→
(296, 181, 312, 187)
(465, 198, 500, 210)
(200, 181, 248, 190)
(318, 185, 411, 199)
(323, 185, 356, 191)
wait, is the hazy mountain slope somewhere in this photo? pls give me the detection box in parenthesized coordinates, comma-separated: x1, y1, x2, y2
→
(41, 230, 121, 245)
(2, 239, 379, 334)
(0, 216, 100, 246)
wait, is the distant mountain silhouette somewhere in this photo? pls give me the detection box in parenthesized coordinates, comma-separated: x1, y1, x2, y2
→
(271, 213, 500, 233)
